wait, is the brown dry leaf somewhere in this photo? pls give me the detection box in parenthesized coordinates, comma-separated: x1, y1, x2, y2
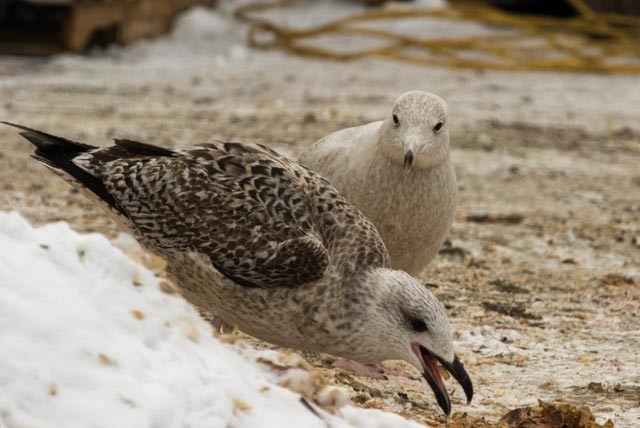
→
(118, 395, 136, 407)
(437, 363, 451, 380)
(125, 251, 168, 276)
(146, 254, 168, 274)
(257, 350, 314, 372)
(587, 382, 605, 393)
(571, 311, 589, 320)
(159, 280, 176, 294)
(132, 276, 143, 287)
(232, 399, 252, 414)
(599, 273, 635, 287)
(130, 309, 146, 320)
(98, 353, 117, 366)
(279, 369, 327, 398)
(432, 412, 501, 428)
(48, 383, 57, 396)
(498, 400, 614, 428)
(578, 354, 596, 363)
(256, 357, 291, 371)
(125, 252, 144, 266)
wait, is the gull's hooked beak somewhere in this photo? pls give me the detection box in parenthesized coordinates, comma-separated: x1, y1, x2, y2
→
(403, 150, 414, 169)
(411, 342, 473, 416)
(403, 138, 423, 169)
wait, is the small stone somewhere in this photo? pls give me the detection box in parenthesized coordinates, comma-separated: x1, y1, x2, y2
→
(302, 112, 317, 124)
(613, 126, 634, 139)
(588, 382, 604, 392)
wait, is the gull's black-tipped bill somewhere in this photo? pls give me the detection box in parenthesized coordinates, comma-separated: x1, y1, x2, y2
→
(412, 343, 473, 416)
(440, 354, 473, 405)
(403, 150, 414, 168)
(423, 365, 451, 415)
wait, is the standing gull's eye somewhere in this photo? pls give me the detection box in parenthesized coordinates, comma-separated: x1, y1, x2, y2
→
(410, 318, 428, 333)
(392, 114, 399, 126)
(433, 121, 444, 132)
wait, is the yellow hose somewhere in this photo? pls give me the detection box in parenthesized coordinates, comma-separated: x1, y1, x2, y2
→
(234, 0, 640, 74)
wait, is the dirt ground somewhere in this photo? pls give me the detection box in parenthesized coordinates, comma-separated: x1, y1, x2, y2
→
(0, 4, 639, 427)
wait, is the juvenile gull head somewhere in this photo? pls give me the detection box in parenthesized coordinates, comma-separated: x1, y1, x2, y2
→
(3, 121, 472, 415)
(379, 90, 450, 169)
(350, 268, 472, 415)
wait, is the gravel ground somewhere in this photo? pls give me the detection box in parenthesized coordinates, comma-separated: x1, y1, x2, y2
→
(0, 3, 638, 427)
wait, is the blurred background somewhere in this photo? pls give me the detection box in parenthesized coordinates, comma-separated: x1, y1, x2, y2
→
(0, 1, 638, 427)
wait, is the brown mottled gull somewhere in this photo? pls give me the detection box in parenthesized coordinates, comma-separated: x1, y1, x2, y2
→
(2, 121, 472, 415)
(300, 91, 456, 276)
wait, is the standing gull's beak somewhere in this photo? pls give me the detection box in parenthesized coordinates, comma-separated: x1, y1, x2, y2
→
(403, 138, 420, 169)
(411, 342, 473, 416)
(403, 150, 414, 169)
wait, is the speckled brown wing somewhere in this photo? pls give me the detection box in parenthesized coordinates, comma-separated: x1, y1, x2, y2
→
(78, 140, 330, 288)
(3, 121, 389, 287)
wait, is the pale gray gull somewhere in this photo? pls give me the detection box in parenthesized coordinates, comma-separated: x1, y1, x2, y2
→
(300, 91, 456, 276)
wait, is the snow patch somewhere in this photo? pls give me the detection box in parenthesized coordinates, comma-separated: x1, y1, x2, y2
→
(0, 212, 423, 428)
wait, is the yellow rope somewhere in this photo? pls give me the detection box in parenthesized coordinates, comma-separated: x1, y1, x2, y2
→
(234, 0, 640, 74)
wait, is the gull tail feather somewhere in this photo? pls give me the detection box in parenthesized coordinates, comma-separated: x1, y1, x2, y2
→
(1, 121, 126, 217)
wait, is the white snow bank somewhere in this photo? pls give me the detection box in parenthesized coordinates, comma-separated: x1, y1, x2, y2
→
(0, 212, 423, 428)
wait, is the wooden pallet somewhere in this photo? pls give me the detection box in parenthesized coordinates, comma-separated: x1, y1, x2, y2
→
(0, 0, 216, 55)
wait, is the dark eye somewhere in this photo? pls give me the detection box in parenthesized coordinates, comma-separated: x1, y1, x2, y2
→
(392, 114, 399, 126)
(433, 121, 443, 132)
(410, 318, 428, 333)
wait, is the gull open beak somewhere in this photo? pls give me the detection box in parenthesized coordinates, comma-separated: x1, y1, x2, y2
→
(403, 150, 414, 169)
(411, 342, 473, 416)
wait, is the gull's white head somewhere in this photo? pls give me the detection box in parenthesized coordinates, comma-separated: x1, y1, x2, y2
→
(352, 268, 473, 415)
(380, 90, 450, 169)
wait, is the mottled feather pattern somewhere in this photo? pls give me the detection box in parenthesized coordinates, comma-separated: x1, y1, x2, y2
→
(73, 139, 388, 288)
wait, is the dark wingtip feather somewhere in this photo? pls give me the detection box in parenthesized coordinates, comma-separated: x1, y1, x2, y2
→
(2, 121, 95, 152)
(114, 139, 176, 157)
(1, 120, 29, 131)
(4, 122, 127, 217)
(29, 153, 56, 168)
(20, 131, 54, 157)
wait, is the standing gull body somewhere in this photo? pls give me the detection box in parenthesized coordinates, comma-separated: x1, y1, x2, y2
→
(300, 91, 456, 276)
(3, 122, 472, 415)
